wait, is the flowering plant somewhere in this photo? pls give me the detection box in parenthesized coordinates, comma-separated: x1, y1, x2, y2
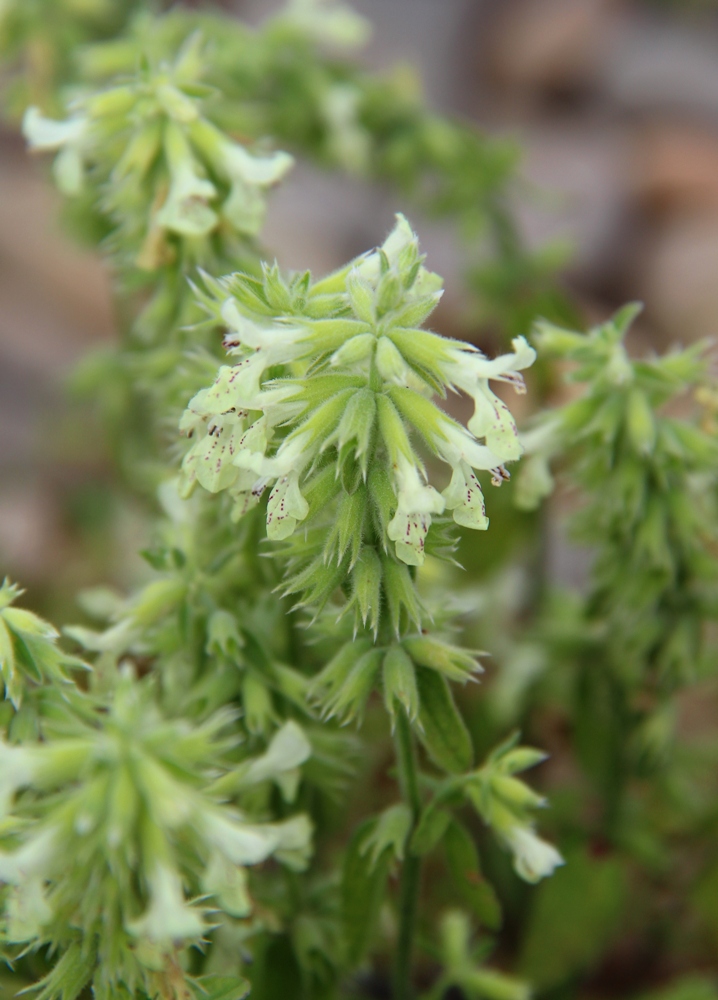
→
(1, 2, 717, 1000)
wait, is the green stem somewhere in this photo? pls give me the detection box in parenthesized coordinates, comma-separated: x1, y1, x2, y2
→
(393, 711, 422, 1000)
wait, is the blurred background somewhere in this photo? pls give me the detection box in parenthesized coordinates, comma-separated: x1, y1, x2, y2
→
(3, 0, 718, 602)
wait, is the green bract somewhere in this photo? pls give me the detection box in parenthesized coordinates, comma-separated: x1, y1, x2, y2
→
(180, 215, 535, 571)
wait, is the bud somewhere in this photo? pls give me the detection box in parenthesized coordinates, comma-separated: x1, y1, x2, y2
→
(319, 647, 382, 723)
(334, 388, 377, 472)
(376, 271, 402, 316)
(330, 332, 375, 367)
(497, 747, 549, 775)
(383, 557, 423, 635)
(626, 388, 656, 456)
(490, 775, 546, 811)
(241, 721, 312, 787)
(207, 609, 244, 660)
(383, 645, 419, 724)
(376, 336, 410, 384)
(156, 122, 217, 237)
(130, 578, 185, 627)
(242, 672, 276, 735)
(403, 636, 482, 683)
(127, 863, 205, 943)
(347, 271, 375, 324)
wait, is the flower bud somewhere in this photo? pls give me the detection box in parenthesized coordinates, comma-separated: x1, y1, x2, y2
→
(383, 645, 419, 724)
(376, 336, 410, 384)
(330, 332, 375, 367)
(626, 388, 656, 456)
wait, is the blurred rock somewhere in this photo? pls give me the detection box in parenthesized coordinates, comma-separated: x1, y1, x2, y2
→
(485, 0, 615, 101)
(518, 123, 630, 271)
(632, 122, 718, 215)
(639, 212, 718, 340)
(604, 10, 718, 117)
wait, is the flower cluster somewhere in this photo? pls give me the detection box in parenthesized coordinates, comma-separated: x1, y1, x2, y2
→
(413, 735, 563, 884)
(0, 677, 312, 999)
(180, 215, 535, 572)
(22, 32, 293, 268)
(516, 304, 718, 683)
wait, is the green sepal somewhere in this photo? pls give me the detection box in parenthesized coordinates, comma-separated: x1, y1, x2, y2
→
(403, 635, 483, 683)
(383, 557, 423, 635)
(368, 464, 396, 547)
(349, 547, 383, 636)
(324, 486, 367, 566)
(320, 647, 383, 723)
(382, 644, 419, 725)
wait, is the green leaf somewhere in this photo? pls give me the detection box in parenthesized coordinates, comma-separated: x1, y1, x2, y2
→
(444, 820, 501, 930)
(342, 819, 391, 966)
(415, 668, 473, 773)
(383, 645, 419, 724)
(519, 848, 626, 989)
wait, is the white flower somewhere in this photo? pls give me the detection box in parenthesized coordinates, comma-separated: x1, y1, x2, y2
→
(127, 863, 205, 943)
(22, 106, 89, 195)
(387, 456, 445, 566)
(156, 123, 217, 237)
(220, 301, 307, 405)
(201, 809, 312, 872)
(504, 825, 564, 883)
(0, 826, 58, 884)
(5, 876, 53, 943)
(182, 413, 248, 493)
(202, 852, 251, 918)
(200, 811, 281, 865)
(271, 815, 313, 872)
(432, 420, 504, 473)
(235, 430, 310, 480)
(220, 145, 293, 236)
(442, 337, 536, 464)
(267, 472, 310, 540)
(322, 83, 371, 174)
(22, 107, 86, 150)
(442, 460, 489, 530)
(241, 721, 312, 786)
(0, 742, 37, 817)
(189, 119, 293, 236)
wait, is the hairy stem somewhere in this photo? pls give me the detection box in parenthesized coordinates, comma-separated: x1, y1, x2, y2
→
(393, 710, 422, 1000)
